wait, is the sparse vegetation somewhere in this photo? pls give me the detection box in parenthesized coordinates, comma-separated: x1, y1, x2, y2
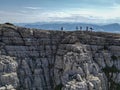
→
(54, 83, 63, 90)
(48, 63, 54, 69)
(102, 65, 120, 90)
(102, 65, 119, 73)
(110, 80, 120, 90)
(111, 55, 117, 61)
(103, 45, 108, 50)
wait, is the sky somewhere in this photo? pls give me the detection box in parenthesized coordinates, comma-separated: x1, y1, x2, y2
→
(0, 0, 120, 24)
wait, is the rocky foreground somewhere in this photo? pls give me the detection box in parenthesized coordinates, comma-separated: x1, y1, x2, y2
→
(0, 23, 120, 90)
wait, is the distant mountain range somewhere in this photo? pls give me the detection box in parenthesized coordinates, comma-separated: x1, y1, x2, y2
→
(15, 22, 120, 33)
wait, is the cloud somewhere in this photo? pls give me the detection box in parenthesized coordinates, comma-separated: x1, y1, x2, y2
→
(24, 7, 42, 10)
(0, 3, 120, 24)
(47, 15, 106, 23)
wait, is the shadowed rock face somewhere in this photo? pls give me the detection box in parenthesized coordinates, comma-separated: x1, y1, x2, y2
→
(0, 23, 120, 90)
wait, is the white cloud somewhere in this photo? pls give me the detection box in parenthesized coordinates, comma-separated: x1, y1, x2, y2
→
(0, 4, 120, 24)
(24, 7, 43, 10)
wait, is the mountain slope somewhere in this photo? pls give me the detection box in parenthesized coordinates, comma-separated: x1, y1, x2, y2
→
(16, 22, 120, 33)
(102, 23, 120, 32)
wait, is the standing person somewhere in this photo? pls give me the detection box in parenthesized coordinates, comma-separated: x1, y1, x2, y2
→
(76, 26, 78, 30)
(80, 26, 82, 31)
(61, 27, 63, 31)
(90, 27, 93, 31)
(86, 26, 88, 31)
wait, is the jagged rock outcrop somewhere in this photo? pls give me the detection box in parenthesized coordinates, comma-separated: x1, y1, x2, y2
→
(0, 23, 120, 90)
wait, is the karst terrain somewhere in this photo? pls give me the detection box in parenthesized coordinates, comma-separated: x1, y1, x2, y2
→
(0, 23, 120, 90)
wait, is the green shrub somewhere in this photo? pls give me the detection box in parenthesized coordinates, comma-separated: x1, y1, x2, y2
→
(102, 65, 119, 73)
(102, 66, 120, 90)
(54, 83, 63, 90)
(111, 55, 117, 61)
(103, 45, 108, 50)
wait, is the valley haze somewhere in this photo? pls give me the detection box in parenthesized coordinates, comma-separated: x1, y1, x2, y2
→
(15, 22, 120, 33)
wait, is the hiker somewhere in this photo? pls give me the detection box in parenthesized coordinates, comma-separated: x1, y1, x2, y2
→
(90, 27, 93, 31)
(61, 27, 63, 31)
(80, 26, 82, 31)
(76, 26, 78, 30)
(86, 26, 88, 31)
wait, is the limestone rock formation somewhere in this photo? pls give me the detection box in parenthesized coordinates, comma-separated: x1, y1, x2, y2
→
(0, 23, 120, 90)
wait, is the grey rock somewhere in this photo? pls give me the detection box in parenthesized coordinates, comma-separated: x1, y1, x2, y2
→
(0, 24, 120, 90)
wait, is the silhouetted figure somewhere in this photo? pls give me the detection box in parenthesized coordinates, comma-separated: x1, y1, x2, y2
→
(86, 26, 88, 31)
(80, 26, 82, 31)
(90, 27, 93, 31)
(76, 26, 78, 30)
(61, 27, 63, 31)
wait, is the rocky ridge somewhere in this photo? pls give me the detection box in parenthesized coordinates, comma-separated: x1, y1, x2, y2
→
(0, 23, 120, 90)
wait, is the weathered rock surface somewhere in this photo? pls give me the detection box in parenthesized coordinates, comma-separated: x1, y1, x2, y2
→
(0, 23, 120, 90)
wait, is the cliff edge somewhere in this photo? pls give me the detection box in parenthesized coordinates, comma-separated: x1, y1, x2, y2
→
(0, 23, 120, 90)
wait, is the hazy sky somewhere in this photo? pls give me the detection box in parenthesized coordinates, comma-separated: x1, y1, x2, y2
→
(0, 0, 120, 23)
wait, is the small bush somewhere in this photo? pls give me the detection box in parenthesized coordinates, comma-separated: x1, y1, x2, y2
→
(103, 45, 108, 50)
(116, 84, 120, 90)
(102, 65, 119, 73)
(111, 55, 117, 61)
(48, 64, 54, 69)
(54, 83, 63, 90)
